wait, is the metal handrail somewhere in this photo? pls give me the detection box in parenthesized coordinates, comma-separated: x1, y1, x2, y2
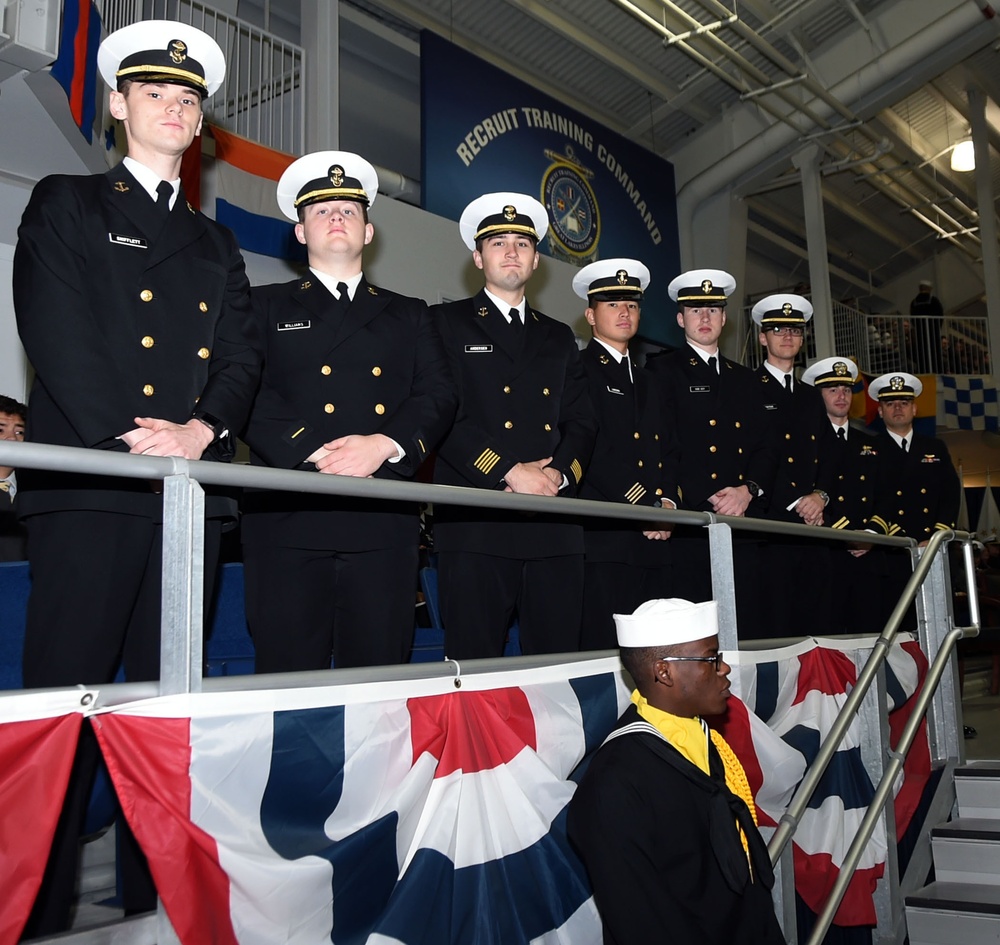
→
(803, 622, 973, 945)
(0, 440, 915, 548)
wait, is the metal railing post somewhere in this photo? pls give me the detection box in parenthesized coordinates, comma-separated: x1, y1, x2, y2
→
(159, 470, 205, 696)
(708, 521, 739, 650)
(915, 544, 961, 763)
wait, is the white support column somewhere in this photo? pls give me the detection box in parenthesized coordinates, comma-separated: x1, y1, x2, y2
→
(967, 85, 1000, 368)
(687, 187, 748, 360)
(302, 0, 339, 151)
(792, 145, 836, 360)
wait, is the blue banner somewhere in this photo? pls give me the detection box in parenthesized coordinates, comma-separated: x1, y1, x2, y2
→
(421, 32, 682, 346)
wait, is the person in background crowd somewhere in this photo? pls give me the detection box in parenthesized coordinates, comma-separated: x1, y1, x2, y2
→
(431, 192, 596, 659)
(0, 395, 27, 561)
(240, 151, 455, 671)
(909, 279, 944, 373)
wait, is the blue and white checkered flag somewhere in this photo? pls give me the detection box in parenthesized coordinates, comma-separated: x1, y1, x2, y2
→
(939, 375, 999, 431)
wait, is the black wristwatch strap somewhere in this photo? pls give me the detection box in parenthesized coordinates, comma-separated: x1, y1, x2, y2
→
(191, 410, 228, 442)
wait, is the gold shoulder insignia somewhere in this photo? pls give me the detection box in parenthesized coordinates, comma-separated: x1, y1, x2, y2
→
(113, 181, 129, 193)
(187, 201, 196, 214)
(478, 307, 489, 317)
(300, 280, 312, 290)
(598, 354, 610, 365)
(689, 358, 698, 366)
(368, 285, 378, 295)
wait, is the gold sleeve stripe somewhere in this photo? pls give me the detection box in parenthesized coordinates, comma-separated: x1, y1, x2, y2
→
(418, 438, 426, 453)
(831, 516, 850, 529)
(570, 459, 583, 484)
(625, 483, 646, 504)
(868, 515, 890, 535)
(934, 522, 952, 531)
(887, 523, 902, 536)
(291, 426, 306, 439)
(474, 449, 502, 475)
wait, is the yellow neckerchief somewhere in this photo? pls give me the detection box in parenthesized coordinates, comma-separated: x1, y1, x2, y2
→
(632, 690, 758, 857)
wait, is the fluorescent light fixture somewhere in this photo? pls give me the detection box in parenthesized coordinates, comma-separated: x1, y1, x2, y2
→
(951, 139, 976, 172)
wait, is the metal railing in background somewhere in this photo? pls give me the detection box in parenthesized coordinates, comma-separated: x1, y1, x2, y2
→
(0, 439, 974, 945)
(741, 299, 993, 377)
(99, 0, 305, 155)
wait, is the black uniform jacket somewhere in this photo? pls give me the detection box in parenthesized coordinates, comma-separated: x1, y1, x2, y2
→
(816, 423, 880, 531)
(755, 366, 827, 522)
(240, 275, 456, 551)
(868, 431, 960, 539)
(567, 704, 784, 945)
(13, 164, 259, 517)
(431, 290, 596, 557)
(646, 346, 773, 513)
(579, 339, 679, 563)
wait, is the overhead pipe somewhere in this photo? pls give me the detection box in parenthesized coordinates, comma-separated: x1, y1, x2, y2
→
(674, 1, 1000, 265)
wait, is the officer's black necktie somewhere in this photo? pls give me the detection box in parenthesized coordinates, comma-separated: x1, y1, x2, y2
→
(155, 180, 173, 215)
(783, 373, 792, 393)
(837, 427, 846, 442)
(901, 437, 908, 452)
(336, 282, 350, 304)
(708, 355, 718, 375)
(509, 308, 522, 334)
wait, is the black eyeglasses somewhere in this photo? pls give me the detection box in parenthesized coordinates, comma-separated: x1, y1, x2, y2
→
(659, 653, 726, 671)
(765, 325, 804, 336)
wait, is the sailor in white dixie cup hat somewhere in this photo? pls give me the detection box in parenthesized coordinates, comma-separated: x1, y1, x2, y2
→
(429, 191, 595, 661)
(574, 259, 679, 650)
(568, 597, 784, 945)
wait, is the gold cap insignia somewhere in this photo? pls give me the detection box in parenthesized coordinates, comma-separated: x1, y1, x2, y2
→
(168, 40, 187, 64)
(616, 269, 629, 285)
(113, 181, 129, 193)
(833, 361, 848, 376)
(890, 375, 905, 391)
(782, 302, 793, 316)
(701, 279, 713, 293)
(330, 165, 345, 187)
(503, 205, 517, 221)
(478, 307, 489, 317)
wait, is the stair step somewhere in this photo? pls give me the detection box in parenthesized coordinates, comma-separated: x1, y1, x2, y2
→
(906, 882, 1000, 945)
(931, 819, 1000, 884)
(957, 763, 1000, 819)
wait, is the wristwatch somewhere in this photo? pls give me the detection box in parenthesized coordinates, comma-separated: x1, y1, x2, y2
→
(744, 480, 762, 499)
(813, 489, 831, 506)
(190, 409, 228, 443)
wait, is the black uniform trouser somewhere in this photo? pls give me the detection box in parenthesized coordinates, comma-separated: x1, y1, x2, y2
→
(581, 559, 674, 651)
(438, 551, 583, 660)
(828, 545, 885, 635)
(669, 526, 766, 640)
(243, 543, 419, 672)
(763, 537, 834, 638)
(21, 509, 221, 937)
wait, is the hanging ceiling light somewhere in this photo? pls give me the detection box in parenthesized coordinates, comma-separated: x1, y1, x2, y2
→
(951, 139, 976, 172)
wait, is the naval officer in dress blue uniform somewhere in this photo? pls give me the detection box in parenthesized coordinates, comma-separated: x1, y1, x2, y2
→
(431, 193, 596, 659)
(750, 294, 832, 635)
(645, 270, 772, 638)
(802, 356, 883, 634)
(572, 259, 679, 650)
(13, 20, 260, 932)
(240, 152, 455, 671)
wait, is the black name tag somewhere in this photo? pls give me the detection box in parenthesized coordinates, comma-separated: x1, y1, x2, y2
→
(689, 385, 710, 393)
(465, 344, 493, 353)
(108, 233, 147, 248)
(277, 320, 311, 331)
